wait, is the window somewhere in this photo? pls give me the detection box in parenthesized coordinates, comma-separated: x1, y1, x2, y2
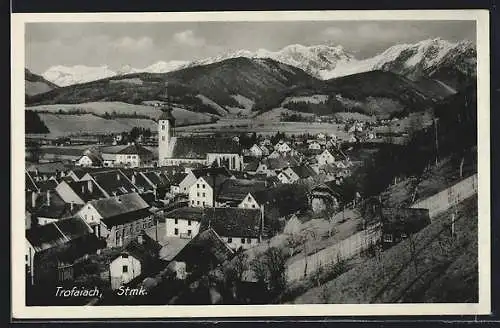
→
(174, 228, 179, 235)
(25, 255, 28, 262)
(197, 184, 199, 188)
(202, 184, 205, 189)
(188, 220, 191, 226)
(227, 237, 232, 243)
(252, 204, 256, 208)
(187, 230, 192, 236)
(174, 218, 178, 224)
(197, 192, 200, 197)
(162, 125, 165, 130)
(197, 201, 200, 205)
(383, 234, 393, 243)
(241, 238, 245, 244)
(202, 201, 205, 206)
(202, 192, 205, 197)
(122, 265, 128, 273)
(191, 200, 194, 205)
(247, 238, 252, 243)
(122, 253, 128, 258)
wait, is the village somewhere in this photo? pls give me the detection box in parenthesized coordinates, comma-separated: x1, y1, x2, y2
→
(23, 96, 479, 306)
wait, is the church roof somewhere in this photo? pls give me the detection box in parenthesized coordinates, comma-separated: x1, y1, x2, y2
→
(117, 144, 153, 156)
(172, 137, 241, 159)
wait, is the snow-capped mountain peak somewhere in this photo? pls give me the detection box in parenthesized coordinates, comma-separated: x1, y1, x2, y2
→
(40, 38, 476, 87)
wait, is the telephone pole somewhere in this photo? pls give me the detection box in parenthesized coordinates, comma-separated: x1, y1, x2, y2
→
(434, 118, 439, 166)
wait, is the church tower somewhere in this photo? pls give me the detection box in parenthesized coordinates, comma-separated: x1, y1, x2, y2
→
(158, 89, 175, 166)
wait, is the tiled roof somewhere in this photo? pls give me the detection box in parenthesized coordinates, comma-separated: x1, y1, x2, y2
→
(191, 166, 233, 179)
(66, 180, 107, 202)
(142, 171, 170, 188)
(26, 161, 70, 175)
(158, 107, 175, 122)
(89, 170, 137, 196)
(26, 217, 93, 252)
(30, 190, 83, 219)
(164, 207, 205, 222)
(173, 228, 234, 268)
(216, 179, 267, 202)
(262, 156, 300, 170)
(116, 143, 153, 156)
(122, 232, 162, 265)
(35, 179, 58, 192)
(289, 165, 317, 179)
(199, 207, 262, 238)
(172, 137, 241, 159)
(381, 208, 431, 234)
(88, 192, 149, 219)
(25, 172, 39, 192)
(170, 172, 188, 186)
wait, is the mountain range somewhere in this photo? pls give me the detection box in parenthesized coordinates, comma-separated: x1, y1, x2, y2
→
(25, 69, 59, 96)
(38, 38, 476, 90)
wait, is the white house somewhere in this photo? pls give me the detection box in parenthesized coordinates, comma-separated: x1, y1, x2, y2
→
(113, 144, 154, 168)
(277, 170, 293, 184)
(188, 175, 227, 208)
(76, 153, 102, 167)
(276, 142, 292, 154)
(249, 144, 264, 158)
(308, 141, 322, 150)
(109, 233, 161, 290)
(238, 192, 261, 209)
(110, 251, 142, 290)
(316, 149, 336, 166)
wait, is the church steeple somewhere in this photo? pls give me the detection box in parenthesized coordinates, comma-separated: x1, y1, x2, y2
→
(158, 83, 175, 165)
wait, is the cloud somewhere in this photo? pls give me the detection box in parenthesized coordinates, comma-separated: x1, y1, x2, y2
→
(111, 36, 154, 51)
(173, 30, 205, 47)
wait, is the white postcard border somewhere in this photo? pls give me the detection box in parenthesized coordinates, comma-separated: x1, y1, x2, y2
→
(11, 9, 491, 319)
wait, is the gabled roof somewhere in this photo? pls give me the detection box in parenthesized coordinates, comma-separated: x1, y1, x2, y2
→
(170, 172, 188, 186)
(142, 171, 170, 188)
(30, 190, 83, 219)
(173, 228, 234, 267)
(25, 172, 39, 192)
(88, 170, 137, 196)
(26, 161, 70, 175)
(164, 207, 205, 222)
(172, 137, 241, 159)
(35, 179, 59, 192)
(158, 107, 176, 122)
(116, 143, 153, 156)
(261, 156, 300, 170)
(26, 217, 93, 252)
(121, 232, 162, 265)
(79, 153, 103, 165)
(381, 207, 431, 234)
(216, 179, 267, 202)
(191, 166, 233, 179)
(88, 192, 149, 220)
(65, 180, 107, 202)
(288, 165, 317, 179)
(199, 207, 262, 238)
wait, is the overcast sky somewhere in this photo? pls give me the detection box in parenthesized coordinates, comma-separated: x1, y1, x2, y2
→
(25, 20, 476, 74)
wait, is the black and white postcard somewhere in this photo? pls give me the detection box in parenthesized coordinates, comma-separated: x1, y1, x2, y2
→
(11, 10, 491, 319)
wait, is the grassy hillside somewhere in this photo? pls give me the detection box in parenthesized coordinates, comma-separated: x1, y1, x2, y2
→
(292, 195, 478, 303)
(25, 69, 58, 96)
(25, 57, 318, 116)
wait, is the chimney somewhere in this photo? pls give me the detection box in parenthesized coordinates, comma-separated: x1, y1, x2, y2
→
(70, 201, 74, 212)
(131, 174, 136, 184)
(116, 172, 121, 181)
(87, 180, 93, 193)
(46, 190, 51, 206)
(31, 191, 37, 208)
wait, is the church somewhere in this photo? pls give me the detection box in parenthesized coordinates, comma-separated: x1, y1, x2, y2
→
(158, 105, 244, 171)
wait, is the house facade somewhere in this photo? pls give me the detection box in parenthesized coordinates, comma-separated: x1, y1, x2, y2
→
(316, 149, 336, 166)
(164, 207, 204, 238)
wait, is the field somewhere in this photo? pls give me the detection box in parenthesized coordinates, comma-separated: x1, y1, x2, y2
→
(27, 101, 216, 137)
(175, 118, 352, 138)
